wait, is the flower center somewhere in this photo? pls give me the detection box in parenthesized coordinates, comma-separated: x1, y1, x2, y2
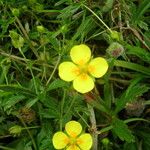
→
(78, 64, 88, 74)
(69, 137, 77, 145)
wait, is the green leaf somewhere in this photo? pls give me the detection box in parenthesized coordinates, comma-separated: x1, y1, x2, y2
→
(114, 60, 150, 76)
(57, 4, 80, 19)
(47, 79, 68, 91)
(0, 85, 36, 97)
(72, 17, 95, 41)
(112, 118, 135, 143)
(102, 0, 114, 12)
(2, 95, 26, 111)
(126, 44, 150, 63)
(115, 83, 149, 113)
(123, 142, 137, 150)
(132, 0, 150, 24)
(25, 98, 39, 108)
(40, 108, 60, 119)
(135, 127, 150, 150)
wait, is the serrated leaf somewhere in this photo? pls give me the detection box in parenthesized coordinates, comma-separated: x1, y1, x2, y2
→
(126, 44, 150, 63)
(0, 85, 36, 97)
(25, 98, 39, 108)
(72, 17, 95, 41)
(115, 83, 149, 113)
(114, 60, 150, 75)
(112, 118, 135, 143)
(57, 4, 80, 19)
(40, 108, 59, 119)
(132, 0, 150, 24)
(2, 95, 26, 110)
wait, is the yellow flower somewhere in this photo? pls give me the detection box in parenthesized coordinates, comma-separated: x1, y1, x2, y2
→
(52, 121, 92, 150)
(58, 44, 108, 93)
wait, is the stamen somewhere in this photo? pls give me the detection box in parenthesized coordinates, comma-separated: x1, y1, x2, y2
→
(80, 73, 88, 80)
(88, 65, 95, 73)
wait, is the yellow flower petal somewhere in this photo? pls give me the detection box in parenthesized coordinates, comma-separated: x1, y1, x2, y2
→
(65, 121, 82, 137)
(77, 133, 93, 150)
(73, 74, 94, 93)
(58, 62, 80, 81)
(88, 57, 108, 78)
(66, 145, 80, 150)
(52, 131, 69, 149)
(70, 44, 91, 65)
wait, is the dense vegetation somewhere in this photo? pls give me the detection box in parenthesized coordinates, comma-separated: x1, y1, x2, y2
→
(0, 0, 150, 149)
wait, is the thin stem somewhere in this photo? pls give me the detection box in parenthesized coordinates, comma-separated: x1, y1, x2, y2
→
(60, 89, 66, 130)
(65, 94, 77, 116)
(83, 4, 112, 32)
(29, 66, 38, 94)
(0, 135, 11, 139)
(88, 104, 98, 150)
(76, 111, 90, 128)
(19, 48, 38, 94)
(15, 17, 39, 57)
(0, 146, 15, 150)
(19, 116, 37, 150)
(144, 100, 150, 105)
(22, 126, 40, 130)
(46, 54, 61, 86)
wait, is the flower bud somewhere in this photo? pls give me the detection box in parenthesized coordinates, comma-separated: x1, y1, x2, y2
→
(9, 125, 22, 135)
(9, 30, 19, 39)
(101, 138, 110, 145)
(12, 8, 20, 17)
(9, 30, 24, 48)
(61, 25, 68, 33)
(37, 25, 45, 33)
(106, 42, 124, 58)
(110, 30, 120, 41)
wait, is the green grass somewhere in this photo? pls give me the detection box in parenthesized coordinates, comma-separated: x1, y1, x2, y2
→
(0, 0, 150, 149)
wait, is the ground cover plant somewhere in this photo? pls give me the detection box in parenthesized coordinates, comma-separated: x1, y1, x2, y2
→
(0, 0, 150, 149)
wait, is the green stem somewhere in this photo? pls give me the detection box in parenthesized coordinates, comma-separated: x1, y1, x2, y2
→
(29, 66, 38, 94)
(88, 104, 98, 150)
(0, 135, 11, 139)
(19, 116, 37, 150)
(65, 94, 77, 116)
(97, 118, 150, 135)
(15, 17, 39, 58)
(19, 48, 38, 94)
(76, 111, 90, 128)
(83, 4, 112, 32)
(22, 126, 40, 130)
(0, 146, 15, 150)
(144, 100, 150, 105)
(60, 89, 66, 130)
(46, 54, 61, 86)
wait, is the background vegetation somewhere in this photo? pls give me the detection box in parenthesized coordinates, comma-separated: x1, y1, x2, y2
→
(0, 0, 150, 149)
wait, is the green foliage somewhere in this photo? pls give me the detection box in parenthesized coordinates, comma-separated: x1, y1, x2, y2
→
(112, 118, 135, 143)
(0, 0, 150, 149)
(115, 83, 149, 113)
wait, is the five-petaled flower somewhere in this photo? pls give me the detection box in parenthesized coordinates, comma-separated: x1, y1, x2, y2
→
(58, 44, 108, 93)
(52, 120, 93, 150)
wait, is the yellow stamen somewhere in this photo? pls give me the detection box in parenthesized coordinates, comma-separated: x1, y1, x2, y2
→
(77, 138, 83, 145)
(88, 65, 95, 73)
(72, 68, 80, 76)
(80, 73, 88, 80)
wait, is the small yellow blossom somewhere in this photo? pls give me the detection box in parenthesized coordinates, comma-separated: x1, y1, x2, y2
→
(58, 44, 108, 93)
(52, 121, 93, 150)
